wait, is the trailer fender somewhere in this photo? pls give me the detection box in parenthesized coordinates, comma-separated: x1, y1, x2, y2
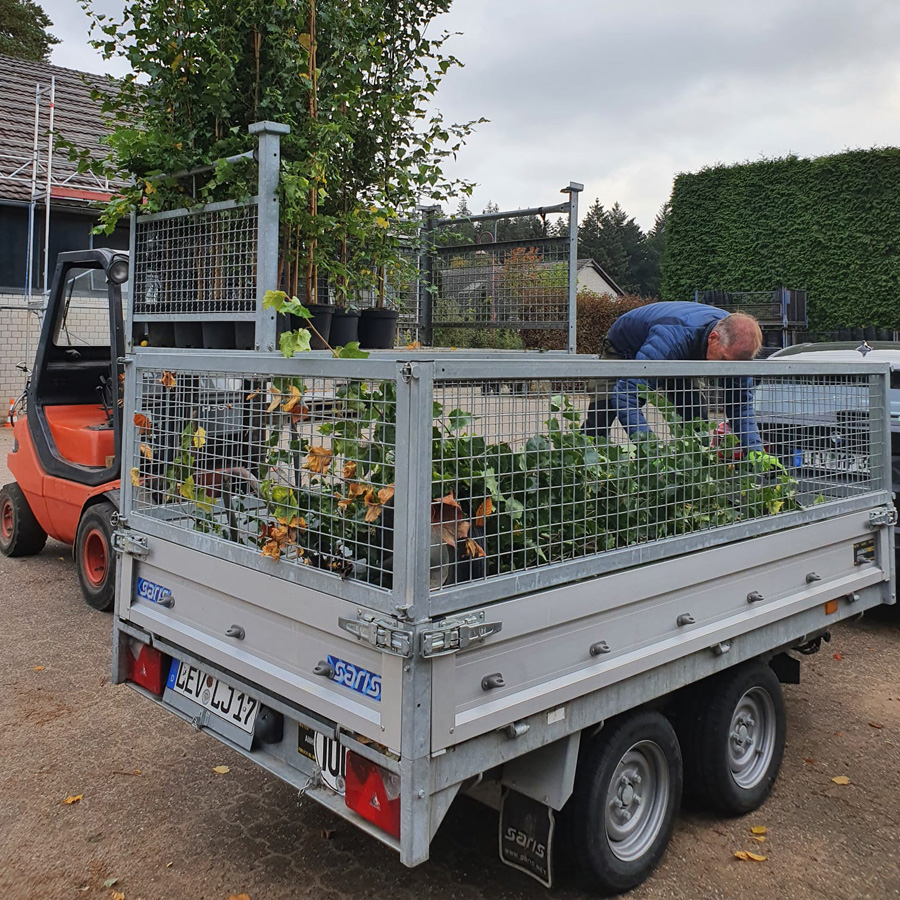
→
(500, 732, 581, 811)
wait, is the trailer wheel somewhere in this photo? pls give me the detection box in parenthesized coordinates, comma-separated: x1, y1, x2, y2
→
(680, 661, 786, 816)
(570, 710, 682, 896)
(0, 482, 47, 557)
(75, 502, 117, 611)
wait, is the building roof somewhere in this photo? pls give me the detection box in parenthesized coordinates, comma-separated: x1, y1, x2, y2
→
(0, 53, 123, 207)
(576, 257, 624, 296)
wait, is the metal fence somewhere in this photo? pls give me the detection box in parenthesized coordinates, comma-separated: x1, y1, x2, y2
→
(123, 352, 891, 617)
(695, 288, 807, 350)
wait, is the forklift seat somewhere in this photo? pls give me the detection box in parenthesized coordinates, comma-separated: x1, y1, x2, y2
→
(44, 405, 115, 469)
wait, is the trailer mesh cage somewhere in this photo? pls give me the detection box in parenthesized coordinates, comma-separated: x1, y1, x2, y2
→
(123, 353, 890, 613)
(131, 201, 259, 319)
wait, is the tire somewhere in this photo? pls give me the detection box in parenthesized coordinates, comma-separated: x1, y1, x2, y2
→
(679, 661, 786, 816)
(570, 710, 683, 896)
(74, 501, 117, 611)
(0, 482, 47, 557)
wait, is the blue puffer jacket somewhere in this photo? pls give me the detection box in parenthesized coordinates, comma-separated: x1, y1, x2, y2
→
(606, 301, 762, 451)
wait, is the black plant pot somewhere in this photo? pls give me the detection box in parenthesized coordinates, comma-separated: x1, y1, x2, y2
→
(864, 326, 877, 342)
(329, 308, 360, 347)
(850, 327, 865, 341)
(202, 321, 234, 349)
(174, 322, 203, 349)
(837, 328, 851, 341)
(147, 322, 176, 347)
(359, 308, 399, 349)
(877, 328, 893, 342)
(234, 321, 255, 350)
(302, 304, 335, 350)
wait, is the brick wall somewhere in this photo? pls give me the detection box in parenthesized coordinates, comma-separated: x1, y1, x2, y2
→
(0, 292, 109, 417)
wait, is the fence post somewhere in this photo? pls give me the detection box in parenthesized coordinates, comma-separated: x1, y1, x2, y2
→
(563, 182, 583, 354)
(420, 207, 438, 347)
(249, 121, 290, 353)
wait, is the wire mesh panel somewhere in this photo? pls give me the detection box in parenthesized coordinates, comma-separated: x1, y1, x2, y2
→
(132, 202, 258, 318)
(431, 237, 569, 330)
(427, 367, 886, 594)
(127, 362, 399, 593)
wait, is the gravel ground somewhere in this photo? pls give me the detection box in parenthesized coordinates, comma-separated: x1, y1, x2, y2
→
(1, 427, 899, 900)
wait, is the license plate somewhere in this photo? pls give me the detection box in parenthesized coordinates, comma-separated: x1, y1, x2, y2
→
(801, 449, 868, 474)
(298, 723, 346, 795)
(166, 659, 259, 734)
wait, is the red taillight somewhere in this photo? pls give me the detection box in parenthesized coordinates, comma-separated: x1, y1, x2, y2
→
(344, 751, 402, 839)
(127, 640, 168, 696)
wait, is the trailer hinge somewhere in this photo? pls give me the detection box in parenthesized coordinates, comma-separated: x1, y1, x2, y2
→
(338, 612, 413, 658)
(868, 507, 898, 528)
(421, 611, 503, 658)
(112, 530, 148, 560)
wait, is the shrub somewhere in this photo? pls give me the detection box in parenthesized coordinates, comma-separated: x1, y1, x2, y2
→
(520, 291, 653, 353)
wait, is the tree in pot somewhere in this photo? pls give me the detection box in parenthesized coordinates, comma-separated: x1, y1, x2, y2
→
(78, 0, 482, 348)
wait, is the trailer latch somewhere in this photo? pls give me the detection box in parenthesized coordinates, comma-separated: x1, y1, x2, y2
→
(338, 613, 413, 658)
(421, 611, 503, 657)
(112, 530, 149, 560)
(868, 507, 898, 528)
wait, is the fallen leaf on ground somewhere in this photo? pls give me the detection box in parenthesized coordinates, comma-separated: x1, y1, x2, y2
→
(63, 794, 83, 805)
(869, 722, 884, 729)
(228, 894, 251, 900)
(213, 765, 230, 775)
(833, 653, 843, 660)
(750, 826, 767, 835)
(33, 665, 44, 672)
(102, 878, 118, 888)
(110, 892, 125, 900)
(831, 775, 851, 785)
(804, 757, 817, 765)
(734, 850, 767, 862)
(752, 836, 766, 843)
(833, 731, 844, 737)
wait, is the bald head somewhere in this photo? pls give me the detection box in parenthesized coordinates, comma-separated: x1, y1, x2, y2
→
(707, 312, 763, 361)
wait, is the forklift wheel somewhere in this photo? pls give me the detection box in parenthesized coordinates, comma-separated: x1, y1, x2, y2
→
(0, 482, 47, 557)
(75, 501, 117, 611)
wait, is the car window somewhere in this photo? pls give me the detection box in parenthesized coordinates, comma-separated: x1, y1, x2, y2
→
(53, 266, 110, 349)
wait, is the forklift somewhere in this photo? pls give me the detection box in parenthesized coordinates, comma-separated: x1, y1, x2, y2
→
(0, 248, 128, 610)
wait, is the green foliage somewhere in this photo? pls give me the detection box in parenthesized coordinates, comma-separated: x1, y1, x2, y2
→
(0, 0, 58, 61)
(520, 290, 651, 353)
(77, 0, 483, 302)
(578, 200, 661, 297)
(662, 150, 900, 330)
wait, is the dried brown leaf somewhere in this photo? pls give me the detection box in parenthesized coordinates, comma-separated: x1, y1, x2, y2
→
(751, 836, 766, 843)
(63, 794, 83, 804)
(378, 485, 395, 505)
(869, 722, 884, 729)
(474, 497, 493, 527)
(139, 443, 153, 460)
(750, 826, 767, 835)
(734, 850, 767, 862)
(465, 538, 486, 559)
(158, 371, 176, 390)
(213, 765, 230, 775)
(245, 389, 260, 401)
(831, 775, 851, 785)
(342, 461, 357, 480)
(281, 384, 303, 412)
(133, 413, 151, 434)
(130, 467, 141, 487)
(228, 894, 251, 900)
(303, 446, 333, 475)
(33, 665, 45, 672)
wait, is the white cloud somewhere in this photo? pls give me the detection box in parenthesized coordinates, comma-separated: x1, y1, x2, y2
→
(39, 0, 900, 229)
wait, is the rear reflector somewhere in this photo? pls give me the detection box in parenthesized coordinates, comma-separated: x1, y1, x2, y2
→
(344, 751, 401, 839)
(825, 599, 839, 615)
(127, 640, 168, 696)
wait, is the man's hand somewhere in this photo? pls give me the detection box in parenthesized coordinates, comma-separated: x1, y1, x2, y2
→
(747, 450, 786, 472)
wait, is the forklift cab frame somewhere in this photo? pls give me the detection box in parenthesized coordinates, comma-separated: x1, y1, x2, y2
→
(29, 249, 128, 487)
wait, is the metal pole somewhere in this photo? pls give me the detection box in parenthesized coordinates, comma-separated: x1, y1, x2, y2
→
(26, 83, 42, 302)
(248, 120, 290, 353)
(421, 207, 437, 346)
(42, 75, 55, 297)
(563, 181, 583, 354)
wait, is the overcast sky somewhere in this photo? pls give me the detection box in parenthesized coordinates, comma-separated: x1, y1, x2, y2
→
(42, 0, 900, 229)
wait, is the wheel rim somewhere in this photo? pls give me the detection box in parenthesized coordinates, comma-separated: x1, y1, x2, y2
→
(0, 498, 12, 541)
(728, 687, 777, 789)
(83, 528, 108, 588)
(605, 740, 670, 862)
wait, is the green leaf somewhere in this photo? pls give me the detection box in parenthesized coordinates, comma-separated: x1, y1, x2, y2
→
(447, 408, 475, 431)
(336, 342, 369, 359)
(279, 329, 312, 359)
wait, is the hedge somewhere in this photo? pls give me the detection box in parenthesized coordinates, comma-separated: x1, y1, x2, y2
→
(520, 291, 651, 353)
(661, 149, 900, 331)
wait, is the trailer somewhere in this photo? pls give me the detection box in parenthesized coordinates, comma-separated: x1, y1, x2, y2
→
(112, 347, 895, 895)
(109, 125, 896, 894)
